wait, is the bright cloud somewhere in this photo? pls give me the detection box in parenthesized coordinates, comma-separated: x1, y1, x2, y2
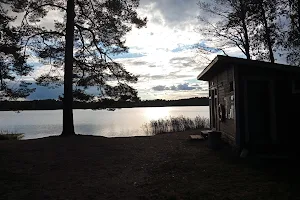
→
(24, 0, 238, 100)
(112, 0, 215, 100)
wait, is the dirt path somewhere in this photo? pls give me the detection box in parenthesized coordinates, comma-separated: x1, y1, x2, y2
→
(0, 130, 298, 200)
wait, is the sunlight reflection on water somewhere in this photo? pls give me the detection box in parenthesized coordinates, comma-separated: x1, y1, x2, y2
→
(0, 106, 209, 139)
(143, 107, 171, 121)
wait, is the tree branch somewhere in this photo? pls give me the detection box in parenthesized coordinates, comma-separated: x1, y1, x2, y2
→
(22, 31, 65, 57)
(31, 3, 67, 11)
(21, 3, 66, 26)
(74, 23, 127, 85)
(202, 18, 247, 56)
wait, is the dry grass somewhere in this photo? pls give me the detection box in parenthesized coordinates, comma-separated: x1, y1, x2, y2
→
(0, 130, 24, 140)
(143, 116, 209, 135)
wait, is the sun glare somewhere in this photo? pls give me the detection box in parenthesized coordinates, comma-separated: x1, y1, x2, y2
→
(144, 107, 171, 121)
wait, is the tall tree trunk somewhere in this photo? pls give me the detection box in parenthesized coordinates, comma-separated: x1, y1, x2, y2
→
(260, 1, 275, 63)
(240, 0, 251, 59)
(61, 0, 75, 136)
(242, 19, 251, 59)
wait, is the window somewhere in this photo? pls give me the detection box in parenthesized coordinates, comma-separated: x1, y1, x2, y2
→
(292, 80, 300, 93)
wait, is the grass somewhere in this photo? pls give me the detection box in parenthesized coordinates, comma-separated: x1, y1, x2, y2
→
(143, 115, 209, 135)
(0, 130, 24, 140)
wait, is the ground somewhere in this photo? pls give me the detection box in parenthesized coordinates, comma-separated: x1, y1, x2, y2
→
(0, 130, 298, 200)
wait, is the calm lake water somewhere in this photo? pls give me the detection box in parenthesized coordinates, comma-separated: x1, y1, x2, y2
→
(0, 106, 209, 139)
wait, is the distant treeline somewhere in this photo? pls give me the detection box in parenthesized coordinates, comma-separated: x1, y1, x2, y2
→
(0, 97, 208, 111)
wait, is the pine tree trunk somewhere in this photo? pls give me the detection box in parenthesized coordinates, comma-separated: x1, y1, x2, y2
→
(242, 20, 251, 60)
(260, 1, 275, 63)
(240, 0, 251, 60)
(61, 0, 75, 136)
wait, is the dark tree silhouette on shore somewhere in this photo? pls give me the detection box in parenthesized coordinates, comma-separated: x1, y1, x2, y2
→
(0, 97, 210, 111)
(21, 0, 146, 136)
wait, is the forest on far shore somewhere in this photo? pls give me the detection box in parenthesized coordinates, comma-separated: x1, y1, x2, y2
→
(0, 97, 209, 111)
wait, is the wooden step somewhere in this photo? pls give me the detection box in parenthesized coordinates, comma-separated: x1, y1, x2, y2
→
(190, 135, 205, 140)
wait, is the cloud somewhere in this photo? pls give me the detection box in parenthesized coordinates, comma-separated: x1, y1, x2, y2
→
(152, 83, 202, 91)
(111, 52, 146, 59)
(150, 75, 165, 80)
(140, 0, 200, 27)
(131, 61, 148, 66)
(112, 46, 211, 100)
(169, 57, 192, 63)
(177, 83, 199, 90)
(9, 0, 213, 100)
(152, 85, 169, 91)
(139, 72, 195, 81)
(169, 55, 199, 69)
(171, 44, 199, 52)
(15, 0, 288, 101)
(11, 9, 64, 29)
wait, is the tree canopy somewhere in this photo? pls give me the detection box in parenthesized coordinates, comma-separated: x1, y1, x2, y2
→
(22, 0, 146, 102)
(197, 0, 253, 60)
(285, 0, 300, 66)
(0, 0, 35, 100)
(18, 0, 146, 135)
(197, 0, 300, 65)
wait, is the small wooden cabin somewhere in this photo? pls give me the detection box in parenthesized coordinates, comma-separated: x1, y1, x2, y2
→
(197, 55, 300, 152)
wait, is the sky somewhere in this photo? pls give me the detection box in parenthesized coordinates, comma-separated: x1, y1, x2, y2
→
(23, 0, 244, 100)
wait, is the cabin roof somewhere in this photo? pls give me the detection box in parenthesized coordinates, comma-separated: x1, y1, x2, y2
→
(197, 55, 300, 81)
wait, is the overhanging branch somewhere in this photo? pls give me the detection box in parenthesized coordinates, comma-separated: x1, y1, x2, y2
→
(22, 31, 65, 57)
(21, 3, 67, 26)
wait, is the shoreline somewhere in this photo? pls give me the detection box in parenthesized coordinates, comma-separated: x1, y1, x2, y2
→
(0, 105, 209, 112)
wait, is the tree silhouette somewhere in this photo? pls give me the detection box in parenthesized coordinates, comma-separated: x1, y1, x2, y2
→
(250, 0, 280, 63)
(0, 0, 35, 100)
(197, 0, 285, 63)
(197, 0, 254, 59)
(21, 0, 146, 136)
(284, 0, 300, 66)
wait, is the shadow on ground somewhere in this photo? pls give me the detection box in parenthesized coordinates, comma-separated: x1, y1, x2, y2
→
(0, 130, 298, 200)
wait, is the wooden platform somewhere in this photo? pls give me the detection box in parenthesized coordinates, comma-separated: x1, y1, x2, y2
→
(189, 135, 204, 140)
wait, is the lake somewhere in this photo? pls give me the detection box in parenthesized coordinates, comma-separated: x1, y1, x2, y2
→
(0, 106, 209, 139)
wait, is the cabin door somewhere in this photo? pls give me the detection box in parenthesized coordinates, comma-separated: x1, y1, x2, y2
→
(209, 89, 218, 130)
(245, 80, 273, 145)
